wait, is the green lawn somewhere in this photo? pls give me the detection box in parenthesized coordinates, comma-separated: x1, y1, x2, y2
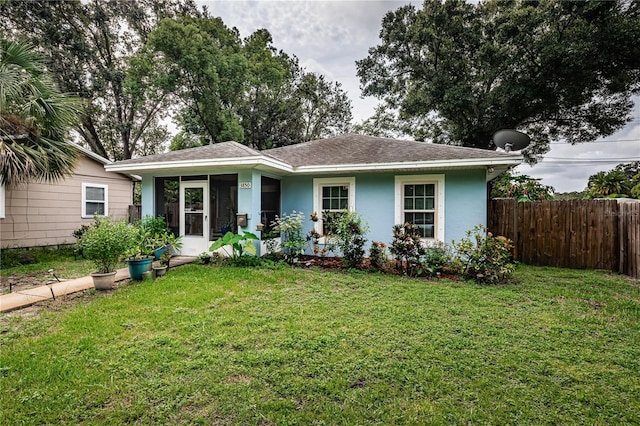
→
(1, 264, 639, 424)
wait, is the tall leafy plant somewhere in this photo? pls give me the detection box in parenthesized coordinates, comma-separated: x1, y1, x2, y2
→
(79, 217, 137, 273)
(326, 211, 369, 269)
(452, 225, 515, 284)
(389, 223, 426, 277)
(271, 211, 306, 264)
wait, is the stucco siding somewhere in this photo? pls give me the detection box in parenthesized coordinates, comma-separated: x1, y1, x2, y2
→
(280, 169, 488, 249)
(443, 169, 487, 243)
(0, 155, 133, 248)
(281, 175, 316, 236)
(354, 174, 395, 245)
(136, 167, 488, 255)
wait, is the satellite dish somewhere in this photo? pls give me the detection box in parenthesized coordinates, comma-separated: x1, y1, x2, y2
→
(492, 129, 531, 152)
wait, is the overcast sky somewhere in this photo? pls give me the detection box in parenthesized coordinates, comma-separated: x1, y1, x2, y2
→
(200, 0, 640, 193)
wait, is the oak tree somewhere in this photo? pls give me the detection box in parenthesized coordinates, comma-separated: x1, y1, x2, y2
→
(357, 0, 640, 161)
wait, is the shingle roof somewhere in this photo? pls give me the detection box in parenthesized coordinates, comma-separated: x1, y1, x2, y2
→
(113, 141, 262, 166)
(263, 134, 515, 167)
(106, 134, 522, 174)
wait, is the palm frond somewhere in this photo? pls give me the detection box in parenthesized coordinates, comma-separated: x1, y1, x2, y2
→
(0, 38, 80, 187)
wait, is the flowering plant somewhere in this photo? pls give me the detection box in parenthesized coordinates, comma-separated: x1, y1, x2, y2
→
(271, 211, 307, 263)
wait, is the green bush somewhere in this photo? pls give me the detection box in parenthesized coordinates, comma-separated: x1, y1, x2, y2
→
(368, 241, 389, 271)
(139, 215, 170, 237)
(0, 248, 37, 268)
(79, 217, 138, 273)
(423, 241, 452, 276)
(389, 223, 426, 277)
(326, 211, 369, 269)
(452, 225, 515, 284)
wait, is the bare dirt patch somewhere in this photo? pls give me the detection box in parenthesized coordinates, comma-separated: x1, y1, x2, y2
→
(0, 272, 57, 294)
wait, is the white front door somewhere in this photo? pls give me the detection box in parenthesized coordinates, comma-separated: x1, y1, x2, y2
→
(180, 181, 209, 256)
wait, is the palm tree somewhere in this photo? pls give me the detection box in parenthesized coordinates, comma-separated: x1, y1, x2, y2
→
(588, 170, 630, 197)
(0, 38, 80, 187)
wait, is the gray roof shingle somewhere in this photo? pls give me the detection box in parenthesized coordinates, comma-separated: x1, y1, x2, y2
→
(263, 134, 516, 167)
(113, 141, 262, 166)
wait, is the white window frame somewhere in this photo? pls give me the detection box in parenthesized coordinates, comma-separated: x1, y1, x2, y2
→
(395, 174, 445, 241)
(312, 177, 356, 238)
(0, 181, 5, 219)
(82, 183, 108, 218)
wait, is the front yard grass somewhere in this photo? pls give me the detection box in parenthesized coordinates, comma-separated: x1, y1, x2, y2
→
(1, 264, 639, 424)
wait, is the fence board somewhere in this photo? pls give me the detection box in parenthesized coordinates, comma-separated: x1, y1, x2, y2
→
(488, 198, 638, 278)
(620, 201, 640, 279)
(128, 204, 141, 224)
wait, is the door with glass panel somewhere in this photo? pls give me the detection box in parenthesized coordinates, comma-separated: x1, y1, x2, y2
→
(179, 181, 209, 255)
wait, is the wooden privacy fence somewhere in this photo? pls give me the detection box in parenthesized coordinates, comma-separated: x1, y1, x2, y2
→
(487, 199, 640, 279)
(128, 205, 142, 224)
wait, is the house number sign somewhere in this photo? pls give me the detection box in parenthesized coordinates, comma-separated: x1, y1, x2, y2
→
(239, 182, 252, 189)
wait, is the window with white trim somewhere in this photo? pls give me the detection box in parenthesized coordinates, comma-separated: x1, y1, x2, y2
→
(82, 183, 108, 217)
(395, 175, 445, 241)
(0, 181, 5, 219)
(313, 177, 355, 236)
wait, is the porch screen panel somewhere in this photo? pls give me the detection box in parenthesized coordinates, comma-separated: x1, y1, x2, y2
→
(261, 176, 281, 234)
(155, 177, 179, 235)
(210, 174, 238, 238)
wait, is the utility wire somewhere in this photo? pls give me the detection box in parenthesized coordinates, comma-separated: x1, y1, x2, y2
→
(549, 138, 640, 144)
(542, 156, 640, 161)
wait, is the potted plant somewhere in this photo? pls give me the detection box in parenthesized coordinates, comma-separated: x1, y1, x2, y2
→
(139, 215, 172, 260)
(125, 229, 156, 280)
(78, 217, 137, 290)
(152, 233, 182, 278)
(153, 252, 171, 278)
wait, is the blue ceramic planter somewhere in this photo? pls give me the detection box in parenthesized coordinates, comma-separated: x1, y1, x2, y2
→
(154, 246, 167, 261)
(127, 257, 153, 280)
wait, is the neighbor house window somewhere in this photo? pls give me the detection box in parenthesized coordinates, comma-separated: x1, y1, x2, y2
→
(82, 183, 108, 218)
(0, 181, 5, 219)
(395, 175, 445, 241)
(313, 177, 355, 236)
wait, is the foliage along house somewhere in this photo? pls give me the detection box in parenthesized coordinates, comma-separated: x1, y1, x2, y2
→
(0, 143, 138, 249)
(105, 134, 523, 256)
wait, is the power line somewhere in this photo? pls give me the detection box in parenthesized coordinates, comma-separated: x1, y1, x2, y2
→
(543, 156, 640, 161)
(549, 138, 640, 144)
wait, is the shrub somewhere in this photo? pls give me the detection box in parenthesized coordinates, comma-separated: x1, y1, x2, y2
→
(79, 217, 138, 273)
(423, 241, 452, 276)
(389, 223, 426, 277)
(226, 255, 264, 267)
(139, 215, 170, 237)
(369, 241, 389, 271)
(271, 211, 307, 264)
(452, 225, 515, 284)
(326, 211, 369, 269)
(0, 248, 37, 268)
(193, 252, 212, 265)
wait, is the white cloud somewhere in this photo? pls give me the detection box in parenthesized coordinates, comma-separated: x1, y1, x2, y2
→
(201, 0, 416, 122)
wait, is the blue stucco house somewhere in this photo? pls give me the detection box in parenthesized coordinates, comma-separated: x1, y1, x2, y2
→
(106, 134, 522, 256)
